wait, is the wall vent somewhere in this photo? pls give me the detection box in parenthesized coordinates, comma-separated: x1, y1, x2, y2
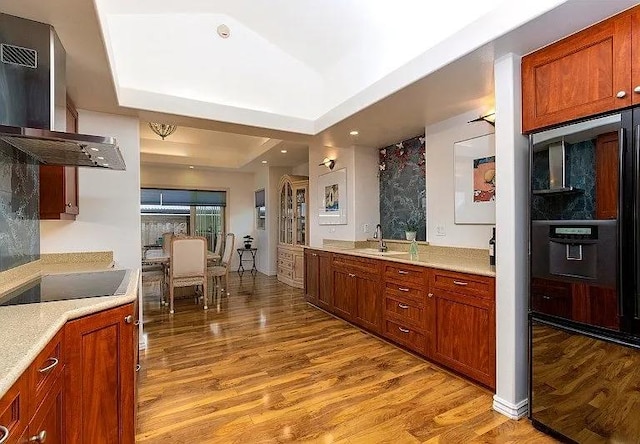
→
(1, 43, 37, 68)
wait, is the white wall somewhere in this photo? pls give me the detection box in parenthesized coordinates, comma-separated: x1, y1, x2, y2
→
(40, 111, 141, 269)
(426, 109, 495, 249)
(292, 162, 309, 176)
(492, 53, 530, 419)
(140, 165, 254, 270)
(253, 167, 269, 274)
(308, 143, 379, 246)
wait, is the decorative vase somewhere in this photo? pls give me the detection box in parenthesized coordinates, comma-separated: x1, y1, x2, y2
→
(405, 231, 417, 241)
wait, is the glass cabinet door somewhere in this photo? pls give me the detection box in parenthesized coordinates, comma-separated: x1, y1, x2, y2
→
(280, 185, 286, 243)
(295, 186, 307, 246)
(286, 182, 293, 245)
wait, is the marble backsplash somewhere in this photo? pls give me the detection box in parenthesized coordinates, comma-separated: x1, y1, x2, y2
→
(0, 140, 39, 272)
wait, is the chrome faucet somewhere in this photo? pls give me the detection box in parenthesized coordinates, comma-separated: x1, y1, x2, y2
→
(375, 224, 387, 252)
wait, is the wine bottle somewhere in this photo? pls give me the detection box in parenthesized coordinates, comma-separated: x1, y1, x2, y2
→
(489, 227, 496, 266)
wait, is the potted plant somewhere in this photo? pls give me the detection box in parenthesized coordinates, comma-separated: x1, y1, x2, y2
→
(243, 235, 254, 249)
(404, 219, 418, 241)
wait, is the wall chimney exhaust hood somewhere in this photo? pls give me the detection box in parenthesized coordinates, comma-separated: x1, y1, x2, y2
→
(0, 13, 126, 170)
(531, 140, 582, 195)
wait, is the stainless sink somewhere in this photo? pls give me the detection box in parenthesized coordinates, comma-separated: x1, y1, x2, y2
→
(351, 248, 407, 257)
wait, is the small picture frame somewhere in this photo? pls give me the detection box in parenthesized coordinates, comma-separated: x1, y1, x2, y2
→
(454, 133, 496, 224)
(318, 168, 347, 225)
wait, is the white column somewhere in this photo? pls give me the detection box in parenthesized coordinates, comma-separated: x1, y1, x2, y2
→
(493, 53, 530, 419)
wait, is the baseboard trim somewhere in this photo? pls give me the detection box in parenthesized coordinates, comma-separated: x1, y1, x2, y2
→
(492, 395, 528, 419)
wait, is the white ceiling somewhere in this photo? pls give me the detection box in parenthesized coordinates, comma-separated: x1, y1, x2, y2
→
(0, 0, 637, 165)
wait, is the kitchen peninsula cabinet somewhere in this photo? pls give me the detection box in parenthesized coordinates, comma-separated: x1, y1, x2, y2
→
(304, 250, 496, 389)
(0, 302, 137, 444)
(521, 5, 640, 133)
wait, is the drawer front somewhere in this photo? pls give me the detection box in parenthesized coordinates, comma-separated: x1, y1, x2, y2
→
(29, 330, 64, 417)
(384, 282, 425, 303)
(0, 374, 28, 444)
(383, 320, 427, 354)
(278, 250, 294, 261)
(384, 263, 426, 287)
(278, 258, 293, 270)
(278, 266, 293, 279)
(385, 294, 427, 330)
(432, 270, 493, 300)
(333, 254, 379, 274)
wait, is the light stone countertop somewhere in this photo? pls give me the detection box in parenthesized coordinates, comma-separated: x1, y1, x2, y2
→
(0, 266, 140, 400)
(304, 244, 496, 277)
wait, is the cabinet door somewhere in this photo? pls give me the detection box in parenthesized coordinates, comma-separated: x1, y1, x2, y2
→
(304, 250, 319, 303)
(354, 274, 381, 333)
(595, 131, 619, 220)
(333, 270, 355, 319)
(28, 378, 64, 444)
(0, 374, 28, 444)
(293, 250, 305, 286)
(522, 12, 632, 133)
(65, 303, 136, 444)
(434, 291, 495, 389)
(632, 7, 640, 104)
(317, 253, 333, 310)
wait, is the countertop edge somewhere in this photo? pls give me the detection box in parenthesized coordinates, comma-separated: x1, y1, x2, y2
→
(302, 245, 496, 277)
(0, 268, 140, 400)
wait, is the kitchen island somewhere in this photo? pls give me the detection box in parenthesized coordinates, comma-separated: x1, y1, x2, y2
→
(0, 254, 140, 444)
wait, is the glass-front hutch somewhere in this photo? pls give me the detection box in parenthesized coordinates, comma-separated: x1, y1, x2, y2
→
(278, 175, 308, 288)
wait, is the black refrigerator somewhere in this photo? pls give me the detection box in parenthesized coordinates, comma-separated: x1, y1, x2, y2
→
(529, 109, 640, 443)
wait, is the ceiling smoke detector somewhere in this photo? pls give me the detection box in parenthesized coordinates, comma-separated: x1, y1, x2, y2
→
(217, 24, 231, 39)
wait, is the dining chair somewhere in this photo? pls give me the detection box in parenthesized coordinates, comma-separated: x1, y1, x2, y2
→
(208, 233, 235, 301)
(168, 236, 208, 314)
(142, 248, 165, 306)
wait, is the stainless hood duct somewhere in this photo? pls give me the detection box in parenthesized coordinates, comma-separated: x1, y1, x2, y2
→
(531, 140, 581, 195)
(0, 13, 126, 170)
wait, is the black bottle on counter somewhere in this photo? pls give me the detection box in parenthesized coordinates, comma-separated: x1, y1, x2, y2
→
(489, 227, 496, 266)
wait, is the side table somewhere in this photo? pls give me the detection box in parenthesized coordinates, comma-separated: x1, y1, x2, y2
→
(237, 248, 258, 274)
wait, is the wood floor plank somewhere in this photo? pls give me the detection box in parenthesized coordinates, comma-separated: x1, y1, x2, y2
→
(137, 273, 555, 443)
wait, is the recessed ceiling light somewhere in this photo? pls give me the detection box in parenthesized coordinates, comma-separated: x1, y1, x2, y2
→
(280, 150, 287, 153)
(217, 24, 231, 39)
(97, 156, 105, 160)
(349, 130, 359, 136)
(91, 148, 99, 152)
(261, 160, 268, 164)
(189, 166, 194, 169)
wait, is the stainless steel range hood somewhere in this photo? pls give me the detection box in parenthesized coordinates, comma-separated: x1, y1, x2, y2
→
(0, 13, 126, 170)
(532, 140, 581, 195)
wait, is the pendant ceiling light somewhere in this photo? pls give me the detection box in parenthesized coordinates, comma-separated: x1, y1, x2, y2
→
(148, 122, 178, 140)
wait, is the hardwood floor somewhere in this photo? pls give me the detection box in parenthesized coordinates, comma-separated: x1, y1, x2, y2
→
(137, 273, 555, 443)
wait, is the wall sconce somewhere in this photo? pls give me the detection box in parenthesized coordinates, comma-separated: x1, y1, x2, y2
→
(319, 158, 336, 170)
(468, 112, 496, 126)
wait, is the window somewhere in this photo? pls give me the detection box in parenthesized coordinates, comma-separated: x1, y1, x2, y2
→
(140, 188, 226, 252)
(255, 189, 266, 230)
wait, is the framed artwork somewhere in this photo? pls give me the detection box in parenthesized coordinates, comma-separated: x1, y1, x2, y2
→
(454, 133, 496, 224)
(318, 168, 347, 225)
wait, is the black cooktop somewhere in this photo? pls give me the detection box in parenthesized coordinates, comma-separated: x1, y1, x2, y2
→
(0, 270, 129, 307)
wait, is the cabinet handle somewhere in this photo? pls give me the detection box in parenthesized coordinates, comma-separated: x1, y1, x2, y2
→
(398, 303, 409, 309)
(398, 287, 410, 292)
(453, 280, 468, 286)
(0, 426, 8, 444)
(29, 430, 46, 443)
(66, 203, 72, 207)
(38, 357, 59, 373)
(398, 327, 410, 333)
(635, 86, 640, 93)
(348, 273, 356, 278)
(134, 320, 141, 326)
(542, 295, 552, 300)
(617, 90, 627, 98)
(136, 364, 141, 372)
(312, 253, 318, 257)
(124, 315, 133, 324)
(428, 293, 433, 298)
(397, 270, 409, 275)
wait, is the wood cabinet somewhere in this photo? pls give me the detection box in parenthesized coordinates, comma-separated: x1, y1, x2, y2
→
(431, 270, 496, 388)
(522, 5, 640, 133)
(303, 252, 496, 389)
(595, 131, 619, 220)
(304, 249, 332, 311)
(28, 377, 63, 444)
(40, 97, 79, 220)
(277, 175, 309, 289)
(65, 303, 136, 444)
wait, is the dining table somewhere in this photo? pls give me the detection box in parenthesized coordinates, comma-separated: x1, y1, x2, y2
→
(143, 249, 221, 265)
